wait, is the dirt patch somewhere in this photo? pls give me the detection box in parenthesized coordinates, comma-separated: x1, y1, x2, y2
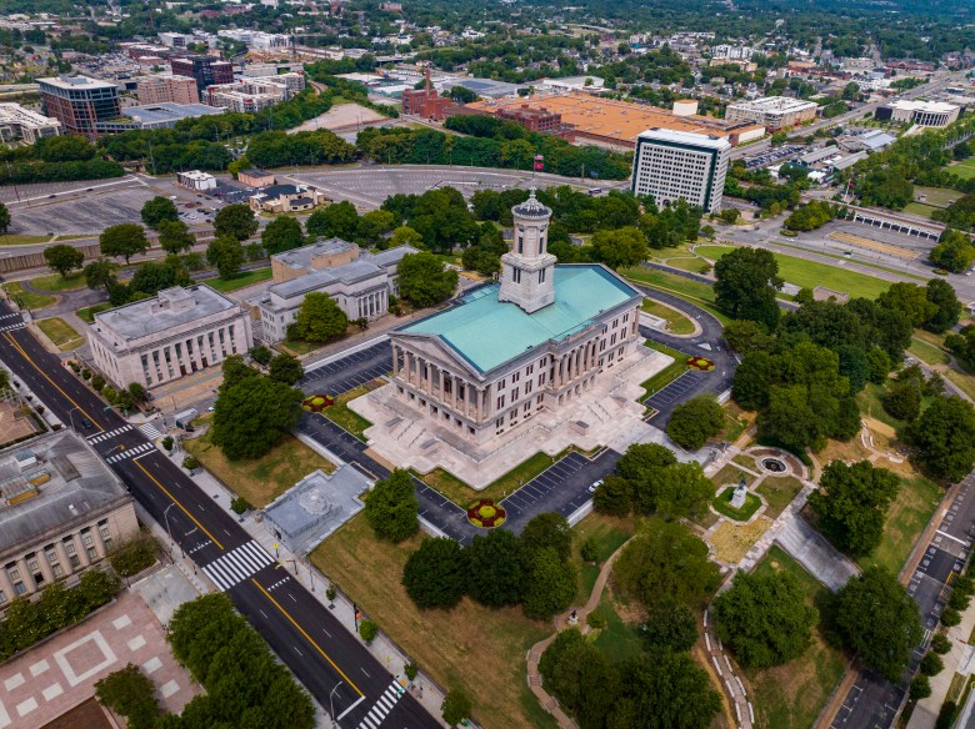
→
(709, 517, 771, 563)
(288, 102, 388, 133)
(863, 417, 896, 439)
(0, 400, 40, 446)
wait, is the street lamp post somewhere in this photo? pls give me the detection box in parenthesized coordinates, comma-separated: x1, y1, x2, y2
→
(163, 502, 184, 558)
(67, 406, 83, 431)
(328, 680, 343, 727)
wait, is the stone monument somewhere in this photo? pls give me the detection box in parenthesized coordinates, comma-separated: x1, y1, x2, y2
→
(730, 474, 748, 509)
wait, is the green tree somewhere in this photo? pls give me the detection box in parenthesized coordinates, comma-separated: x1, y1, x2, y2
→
(919, 651, 943, 677)
(268, 353, 304, 385)
(206, 235, 244, 279)
(907, 396, 975, 482)
(250, 345, 273, 366)
(359, 619, 378, 643)
(722, 320, 774, 353)
(397, 251, 459, 308)
(157, 219, 195, 255)
(590, 227, 649, 269)
(0, 201, 10, 233)
(520, 512, 572, 562)
(883, 379, 921, 422)
(929, 230, 974, 273)
(666, 395, 725, 450)
(640, 602, 699, 652)
(356, 209, 396, 246)
(923, 278, 962, 334)
(877, 282, 937, 328)
(364, 469, 418, 542)
(262, 215, 305, 254)
(539, 629, 620, 726)
(834, 567, 923, 682)
(712, 570, 818, 669)
(714, 247, 783, 330)
(593, 474, 633, 517)
(466, 529, 526, 607)
(291, 291, 348, 342)
(441, 689, 472, 728)
(866, 346, 891, 384)
(95, 664, 160, 729)
(402, 538, 467, 609)
(613, 518, 720, 608)
(140, 195, 179, 230)
(100, 223, 149, 264)
(390, 225, 424, 248)
(810, 460, 900, 557)
(614, 651, 721, 729)
(43, 243, 84, 277)
(306, 200, 359, 239)
(523, 546, 577, 620)
(210, 375, 303, 460)
(837, 345, 870, 394)
(214, 203, 258, 241)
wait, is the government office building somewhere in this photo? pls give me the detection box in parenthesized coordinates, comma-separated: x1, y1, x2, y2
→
(88, 285, 253, 389)
(630, 128, 731, 214)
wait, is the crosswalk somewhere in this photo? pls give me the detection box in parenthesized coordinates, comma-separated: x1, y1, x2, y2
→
(202, 541, 275, 592)
(357, 680, 406, 729)
(0, 312, 21, 321)
(138, 421, 165, 440)
(87, 425, 133, 444)
(105, 441, 156, 463)
(0, 322, 24, 333)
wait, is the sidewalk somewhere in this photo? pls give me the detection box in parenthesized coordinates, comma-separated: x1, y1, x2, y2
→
(158, 443, 450, 725)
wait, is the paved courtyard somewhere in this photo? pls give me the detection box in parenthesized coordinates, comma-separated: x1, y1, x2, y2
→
(348, 345, 672, 489)
(0, 588, 199, 729)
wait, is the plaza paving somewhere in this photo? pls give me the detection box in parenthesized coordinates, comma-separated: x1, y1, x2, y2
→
(0, 588, 199, 729)
(348, 345, 672, 489)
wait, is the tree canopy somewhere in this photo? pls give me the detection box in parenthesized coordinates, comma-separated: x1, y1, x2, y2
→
(140, 195, 179, 230)
(213, 203, 258, 241)
(907, 395, 975, 482)
(364, 469, 418, 543)
(714, 247, 783, 330)
(666, 395, 725, 450)
(397, 251, 459, 308)
(402, 537, 467, 609)
(44, 243, 84, 278)
(210, 373, 303, 460)
(262, 215, 306, 254)
(290, 291, 348, 342)
(100, 223, 149, 264)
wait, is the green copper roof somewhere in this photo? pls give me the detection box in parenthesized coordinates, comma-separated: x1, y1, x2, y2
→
(400, 265, 640, 373)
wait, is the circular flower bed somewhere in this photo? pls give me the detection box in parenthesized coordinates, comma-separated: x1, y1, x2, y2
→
(687, 356, 716, 372)
(467, 499, 507, 528)
(302, 394, 335, 413)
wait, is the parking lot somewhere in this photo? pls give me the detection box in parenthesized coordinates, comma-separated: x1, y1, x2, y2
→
(299, 341, 392, 394)
(744, 144, 805, 169)
(7, 182, 159, 236)
(0, 177, 138, 205)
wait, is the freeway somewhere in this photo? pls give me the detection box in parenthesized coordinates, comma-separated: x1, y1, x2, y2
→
(0, 303, 439, 729)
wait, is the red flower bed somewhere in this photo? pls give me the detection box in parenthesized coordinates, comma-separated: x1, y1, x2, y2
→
(302, 394, 335, 412)
(467, 499, 507, 528)
(686, 356, 716, 372)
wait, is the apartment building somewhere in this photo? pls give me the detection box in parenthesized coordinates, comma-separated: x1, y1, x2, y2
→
(170, 55, 234, 92)
(0, 431, 138, 611)
(205, 74, 305, 113)
(88, 286, 253, 389)
(0, 103, 61, 144)
(631, 128, 730, 214)
(137, 74, 200, 105)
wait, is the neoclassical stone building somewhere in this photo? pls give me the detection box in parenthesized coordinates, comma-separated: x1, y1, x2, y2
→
(388, 191, 643, 444)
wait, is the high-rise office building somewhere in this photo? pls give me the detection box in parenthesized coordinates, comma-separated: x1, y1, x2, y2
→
(630, 128, 730, 214)
(38, 75, 121, 140)
(170, 55, 234, 92)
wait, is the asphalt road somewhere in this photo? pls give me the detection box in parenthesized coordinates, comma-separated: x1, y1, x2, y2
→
(0, 302, 439, 729)
(829, 473, 974, 729)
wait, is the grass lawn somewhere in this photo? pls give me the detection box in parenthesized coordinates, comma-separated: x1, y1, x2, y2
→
(662, 256, 713, 274)
(36, 317, 84, 351)
(30, 271, 86, 293)
(902, 202, 939, 219)
(183, 432, 335, 508)
(319, 385, 375, 440)
(946, 156, 975, 180)
(422, 449, 575, 507)
(204, 267, 272, 293)
(0, 234, 51, 245)
(310, 513, 556, 729)
(570, 512, 634, 603)
(279, 337, 325, 356)
(913, 186, 962, 208)
(708, 517, 770, 563)
(944, 368, 975, 401)
(856, 383, 903, 430)
(623, 266, 732, 325)
(640, 341, 689, 401)
(76, 302, 113, 324)
(747, 547, 846, 729)
(733, 454, 757, 471)
(695, 245, 891, 300)
(712, 463, 757, 489)
(2, 281, 54, 309)
(858, 473, 942, 575)
(757, 476, 804, 519)
(712, 486, 763, 521)
(591, 590, 645, 663)
(641, 298, 696, 335)
(909, 337, 950, 366)
(723, 401, 751, 443)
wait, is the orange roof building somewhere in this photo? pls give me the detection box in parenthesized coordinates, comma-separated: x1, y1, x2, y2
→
(466, 92, 765, 151)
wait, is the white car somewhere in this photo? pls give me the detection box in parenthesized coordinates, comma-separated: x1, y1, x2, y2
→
(588, 479, 604, 493)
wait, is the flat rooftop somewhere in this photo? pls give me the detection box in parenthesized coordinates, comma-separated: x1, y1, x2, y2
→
(0, 431, 129, 555)
(468, 91, 760, 145)
(728, 96, 819, 112)
(94, 285, 238, 341)
(39, 75, 119, 91)
(890, 99, 959, 113)
(637, 127, 731, 150)
(400, 264, 640, 373)
(123, 102, 224, 124)
(269, 245, 417, 300)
